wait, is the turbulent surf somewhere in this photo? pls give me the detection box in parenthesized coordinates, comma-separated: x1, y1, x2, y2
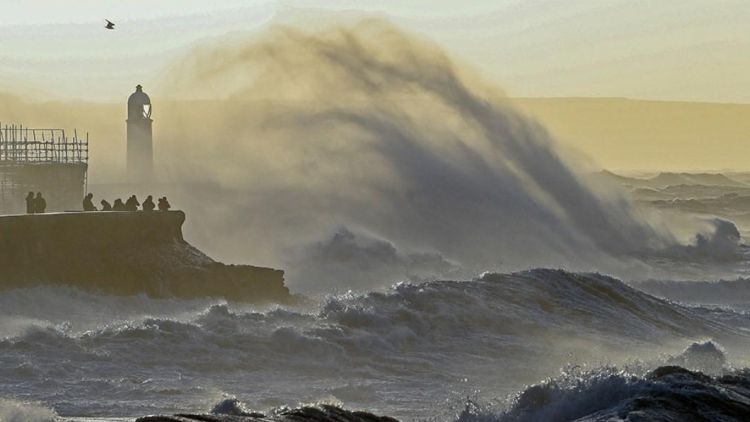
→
(2, 269, 750, 420)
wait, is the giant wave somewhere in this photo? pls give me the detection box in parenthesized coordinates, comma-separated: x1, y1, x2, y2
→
(149, 20, 749, 292)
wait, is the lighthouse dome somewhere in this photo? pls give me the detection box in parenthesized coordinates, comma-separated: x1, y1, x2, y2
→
(128, 85, 152, 120)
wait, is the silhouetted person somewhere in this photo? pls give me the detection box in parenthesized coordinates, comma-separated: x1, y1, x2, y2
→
(100, 199, 112, 211)
(125, 195, 140, 211)
(25, 192, 35, 214)
(82, 193, 97, 211)
(34, 192, 46, 214)
(142, 195, 155, 212)
(112, 198, 126, 211)
(158, 196, 171, 211)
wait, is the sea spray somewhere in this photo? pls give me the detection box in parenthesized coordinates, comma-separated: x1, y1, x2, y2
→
(0, 399, 57, 422)
(153, 20, 685, 290)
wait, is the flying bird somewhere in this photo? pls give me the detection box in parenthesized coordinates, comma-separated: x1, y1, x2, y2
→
(105, 19, 115, 30)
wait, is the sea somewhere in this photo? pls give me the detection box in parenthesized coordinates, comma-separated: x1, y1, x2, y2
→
(3, 266, 750, 421)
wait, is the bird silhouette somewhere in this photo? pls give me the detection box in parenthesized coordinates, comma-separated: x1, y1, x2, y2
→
(105, 19, 115, 30)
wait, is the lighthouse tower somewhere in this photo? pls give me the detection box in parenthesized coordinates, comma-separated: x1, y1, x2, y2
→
(126, 84, 153, 180)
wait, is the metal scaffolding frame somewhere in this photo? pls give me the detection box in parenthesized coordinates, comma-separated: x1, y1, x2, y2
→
(0, 123, 89, 214)
(0, 124, 88, 164)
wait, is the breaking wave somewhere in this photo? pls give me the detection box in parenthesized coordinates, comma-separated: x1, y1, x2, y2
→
(462, 364, 750, 422)
(141, 399, 396, 422)
(146, 364, 750, 422)
(635, 277, 750, 310)
(0, 399, 56, 422)
(150, 19, 746, 291)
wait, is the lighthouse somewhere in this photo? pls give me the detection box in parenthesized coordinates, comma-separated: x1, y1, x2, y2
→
(126, 84, 153, 180)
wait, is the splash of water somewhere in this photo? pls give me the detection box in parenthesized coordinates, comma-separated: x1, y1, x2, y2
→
(154, 20, 691, 290)
(0, 19, 739, 290)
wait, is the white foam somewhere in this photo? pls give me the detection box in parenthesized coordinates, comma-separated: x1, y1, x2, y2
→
(0, 399, 56, 422)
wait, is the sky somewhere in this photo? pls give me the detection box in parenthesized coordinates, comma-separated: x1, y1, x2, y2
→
(1, 0, 749, 102)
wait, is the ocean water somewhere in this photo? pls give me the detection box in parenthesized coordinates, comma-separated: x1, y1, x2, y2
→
(2, 269, 750, 421)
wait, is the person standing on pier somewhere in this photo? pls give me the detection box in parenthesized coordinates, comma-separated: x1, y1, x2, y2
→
(113, 198, 126, 211)
(82, 193, 97, 211)
(125, 195, 140, 211)
(158, 197, 171, 211)
(34, 192, 46, 214)
(142, 195, 155, 212)
(25, 192, 35, 214)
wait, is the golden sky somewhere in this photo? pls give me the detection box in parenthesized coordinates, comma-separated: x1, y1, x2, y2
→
(2, 1, 749, 173)
(2, 0, 749, 102)
(515, 98, 750, 172)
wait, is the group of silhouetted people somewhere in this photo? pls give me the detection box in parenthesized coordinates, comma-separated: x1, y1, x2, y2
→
(83, 193, 171, 212)
(25, 192, 47, 214)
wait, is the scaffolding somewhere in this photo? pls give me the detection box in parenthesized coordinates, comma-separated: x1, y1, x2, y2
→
(0, 124, 89, 214)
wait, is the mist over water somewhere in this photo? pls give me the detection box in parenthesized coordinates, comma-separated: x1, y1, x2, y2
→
(152, 20, 698, 291)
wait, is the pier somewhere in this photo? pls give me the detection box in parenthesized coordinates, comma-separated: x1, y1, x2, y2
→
(0, 210, 290, 302)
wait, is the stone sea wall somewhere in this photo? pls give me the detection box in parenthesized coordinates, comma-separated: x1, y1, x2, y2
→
(0, 211, 290, 302)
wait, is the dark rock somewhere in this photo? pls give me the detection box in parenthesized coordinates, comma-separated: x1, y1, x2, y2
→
(136, 405, 399, 422)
